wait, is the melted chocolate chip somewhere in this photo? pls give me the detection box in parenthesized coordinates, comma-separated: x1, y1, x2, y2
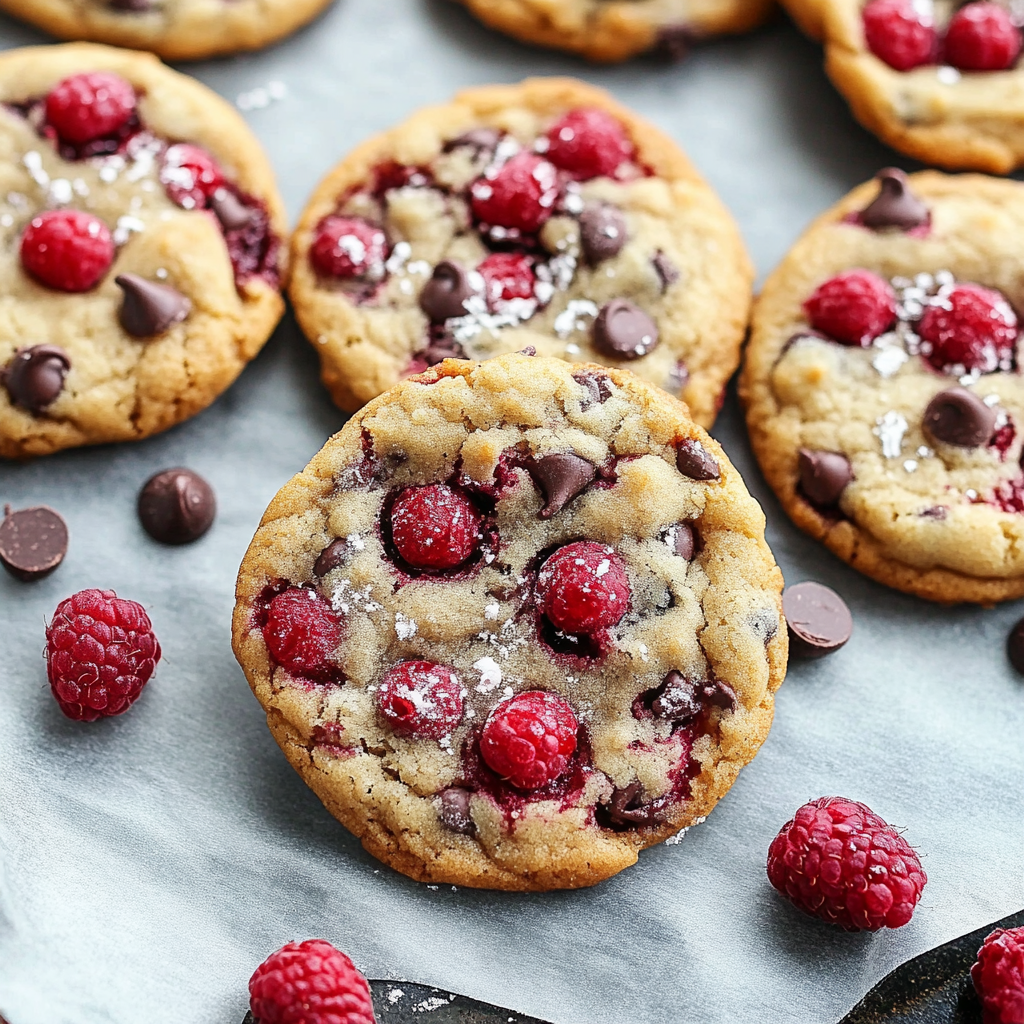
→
(0, 505, 68, 581)
(675, 439, 720, 481)
(923, 388, 996, 448)
(418, 337, 467, 366)
(419, 261, 476, 322)
(604, 782, 665, 827)
(443, 128, 501, 154)
(592, 300, 659, 360)
(2, 345, 70, 413)
(115, 275, 191, 337)
(859, 168, 929, 232)
(653, 250, 680, 292)
(668, 522, 698, 560)
(314, 539, 349, 577)
(210, 187, 254, 231)
(528, 454, 597, 518)
(439, 787, 475, 834)
(783, 581, 852, 658)
(572, 371, 612, 409)
(652, 671, 735, 722)
(137, 468, 216, 544)
(579, 204, 628, 264)
(798, 448, 853, 507)
(654, 24, 695, 61)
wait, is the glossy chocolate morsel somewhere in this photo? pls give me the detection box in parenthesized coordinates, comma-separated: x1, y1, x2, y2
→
(2, 344, 70, 413)
(676, 439, 720, 481)
(138, 468, 216, 544)
(798, 448, 853, 507)
(783, 581, 852, 658)
(923, 388, 996, 448)
(0, 504, 68, 581)
(859, 168, 929, 231)
(527, 454, 597, 518)
(592, 299, 659, 359)
(116, 274, 191, 337)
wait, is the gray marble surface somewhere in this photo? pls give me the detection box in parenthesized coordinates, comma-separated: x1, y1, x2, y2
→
(0, 3, 1022, 1023)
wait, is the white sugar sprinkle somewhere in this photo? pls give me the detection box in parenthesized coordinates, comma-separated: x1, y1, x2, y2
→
(473, 656, 502, 692)
(874, 411, 908, 459)
(395, 613, 418, 640)
(484, 601, 500, 620)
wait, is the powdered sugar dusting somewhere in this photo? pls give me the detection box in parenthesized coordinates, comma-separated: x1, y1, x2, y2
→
(874, 411, 908, 458)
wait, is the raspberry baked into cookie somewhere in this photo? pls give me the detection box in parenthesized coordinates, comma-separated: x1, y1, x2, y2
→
(232, 353, 787, 890)
(741, 169, 1024, 603)
(288, 79, 753, 428)
(0, 44, 286, 459)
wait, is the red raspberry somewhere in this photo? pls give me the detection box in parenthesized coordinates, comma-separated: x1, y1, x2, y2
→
(972, 926, 1024, 1024)
(45, 72, 136, 145)
(543, 108, 634, 180)
(862, 0, 938, 70)
(536, 541, 631, 634)
(470, 152, 559, 234)
(160, 143, 224, 210)
(918, 283, 1018, 374)
(945, 2, 1021, 72)
(377, 660, 464, 738)
(804, 269, 897, 346)
(46, 588, 161, 722)
(480, 691, 578, 789)
(20, 210, 114, 292)
(310, 216, 388, 279)
(767, 797, 927, 931)
(389, 484, 481, 572)
(477, 252, 535, 306)
(249, 939, 376, 1024)
(263, 587, 342, 677)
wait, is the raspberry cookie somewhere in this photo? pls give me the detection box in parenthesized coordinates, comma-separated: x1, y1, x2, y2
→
(232, 353, 787, 891)
(0, 0, 334, 62)
(741, 168, 1024, 604)
(454, 0, 775, 62)
(0, 44, 286, 459)
(288, 79, 753, 428)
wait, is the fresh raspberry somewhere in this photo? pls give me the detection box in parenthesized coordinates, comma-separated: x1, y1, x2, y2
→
(767, 796, 927, 931)
(249, 939, 376, 1024)
(20, 210, 114, 292)
(310, 216, 388, 280)
(972, 927, 1024, 1024)
(470, 152, 559, 234)
(389, 484, 481, 572)
(263, 587, 342, 677)
(918, 283, 1018, 374)
(477, 252, 535, 306)
(536, 541, 631, 635)
(945, 3, 1022, 72)
(862, 0, 938, 70)
(160, 143, 224, 210)
(377, 660, 464, 738)
(480, 691, 579, 789)
(543, 108, 635, 180)
(45, 588, 161, 722)
(804, 269, 897, 346)
(45, 72, 136, 145)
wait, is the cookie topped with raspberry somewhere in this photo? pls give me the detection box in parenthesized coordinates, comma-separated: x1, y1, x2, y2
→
(0, 44, 286, 458)
(232, 352, 787, 890)
(741, 169, 1024, 603)
(288, 78, 754, 429)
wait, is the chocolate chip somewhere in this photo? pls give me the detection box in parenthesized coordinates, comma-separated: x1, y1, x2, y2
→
(418, 261, 476, 322)
(592, 300, 659, 360)
(859, 168, 929, 232)
(920, 505, 949, 520)
(651, 671, 735, 721)
(210, 187, 253, 231)
(668, 522, 697, 560)
(527, 453, 597, 518)
(137, 468, 216, 544)
(579, 204, 627, 264)
(783, 581, 852, 658)
(603, 782, 665, 827)
(653, 250, 680, 292)
(2, 345, 70, 413)
(314, 539, 349, 577)
(439, 787, 475, 834)
(1007, 617, 1024, 674)
(572, 371, 612, 409)
(653, 24, 694, 61)
(443, 128, 501, 154)
(116, 274, 191, 337)
(923, 388, 996, 448)
(0, 504, 68, 581)
(798, 449, 853, 507)
(675, 439, 720, 481)
(418, 337, 467, 366)
(517, 345, 537, 356)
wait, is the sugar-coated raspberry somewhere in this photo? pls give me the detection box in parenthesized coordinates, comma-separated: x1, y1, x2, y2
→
(310, 216, 388, 279)
(862, 0, 938, 70)
(45, 72, 137, 145)
(389, 484, 481, 571)
(477, 252, 535, 306)
(263, 587, 342, 677)
(249, 939, 376, 1024)
(945, 3, 1022, 72)
(543, 108, 635, 180)
(972, 926, 1024, 1024)
(480, 691, 579, 790)
(470, 152, 559, 234)
(536, 541, 631, 634)
(918, 283, 1018, 374)
(804, 269, 897, 346)
(20, 210, 114, 292)
(377, 660, 464, 738)
(160, 143, 224, 210)
(767, 797, 927, 931)
(46, 588, 161, 722)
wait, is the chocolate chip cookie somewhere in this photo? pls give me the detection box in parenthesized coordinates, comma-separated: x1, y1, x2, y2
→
(288, 78, 754, 428)
(232, 352, 787, 891)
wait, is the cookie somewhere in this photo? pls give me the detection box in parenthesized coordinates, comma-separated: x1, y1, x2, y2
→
(740, 168, 1024, 604)
(288, 78, 753, 428)
(0, 44, 286, 459)
(232, 352, 787, 891)
(0, 0, 334, 62)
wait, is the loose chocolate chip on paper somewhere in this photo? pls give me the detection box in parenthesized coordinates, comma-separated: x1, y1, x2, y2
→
(2, 344, 71, 413)
(439, 787, 475, 834)
(0, 504, 68, 581)
(676, 438, 720, 481)
(211, 187, 254, 231)
(579, 204, 628, 264)
(923, 388, 996, 448)
(528, 454, 597, 518)
(859, 168, 929, 232)
(418, 261, 476, 322)
(783, 581, 852, 658)
(138, 468, 216, 544)
(116, 274, 191, 337)
(314, 539, 350, 577)
(592, 299, 659, 360)
(798, 448, 853, 507)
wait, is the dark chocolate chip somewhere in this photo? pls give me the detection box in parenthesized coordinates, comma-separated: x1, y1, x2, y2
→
(527, 453, 597, 518)
(675, 439, 720, 481)
(418, 261, 476, 322)
(1007, 617, 1024, 674)
(923, 388, 996, 448)
(668, 522, 697, 560)
(0, 504, 68, 582)
(653, 250, 680, 292)
(783, 581, 852, 659)
(572, 371, 612, 409)
(579, 204, 628, 264)
(314, 538, 349, 577)
(2, 344, 70, 413)
(859, 168, 929, 232)
(419, 337, 467, 366)
(137, 468, 216, 545)
(439, 787, 475, 834)
(920, 505, 949, 520)
(210, 187, 254, 231)
(443, 128, 501, 154)
(115, 274, 191, 337)
(604, 782, 665, 827)
(798, 448, 853, 507)
(652, 671, 735, 722)
(517, 345, 537, 356)
(592, 299, 659, 360)
(653, 24, 695, 61)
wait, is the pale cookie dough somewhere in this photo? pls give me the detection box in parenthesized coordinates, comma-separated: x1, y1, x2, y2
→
(0, 44, 286, 459)
(232, 353, 787, 891)
(288, 78, 754, 428)
(741, 169, 1024, 604)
